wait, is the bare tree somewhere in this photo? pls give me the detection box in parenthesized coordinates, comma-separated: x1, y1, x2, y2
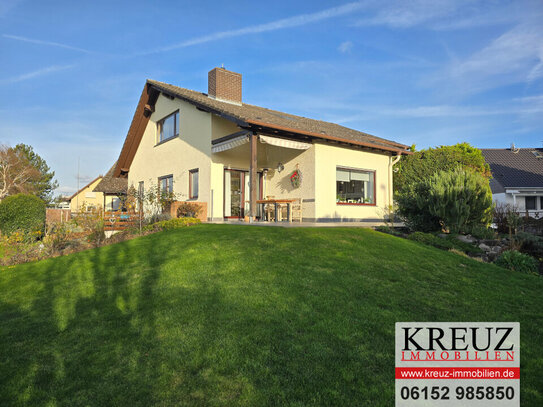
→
(0, 145, 41, 200)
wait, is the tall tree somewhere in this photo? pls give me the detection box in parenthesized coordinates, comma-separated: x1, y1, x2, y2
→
(0, 145, 41, 199)
(12, 144, 58, 202)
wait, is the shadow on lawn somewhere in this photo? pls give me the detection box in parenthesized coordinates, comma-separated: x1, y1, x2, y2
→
(0, 227, 399, 406)
(0, 232, 167, 405)
(6, 226, 541, 406)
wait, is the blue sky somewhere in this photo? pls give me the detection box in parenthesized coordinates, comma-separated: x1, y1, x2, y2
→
(1, 0, 542, 195)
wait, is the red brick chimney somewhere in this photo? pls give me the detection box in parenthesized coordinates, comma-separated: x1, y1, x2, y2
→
(208, 67, 242, 104)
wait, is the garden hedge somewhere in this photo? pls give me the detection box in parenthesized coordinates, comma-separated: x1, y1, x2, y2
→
(0, 194, 46, 237)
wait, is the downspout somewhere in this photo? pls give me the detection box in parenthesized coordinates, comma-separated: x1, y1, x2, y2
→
(389, 154, 402, 208)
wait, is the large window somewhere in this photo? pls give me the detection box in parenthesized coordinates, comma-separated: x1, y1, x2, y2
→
(525, 196, 536, 210)
(158, 175, 173, 195)
(189, 169, 199, 199)
(336, 167, 375, 205)
(157, 111, 179, 143)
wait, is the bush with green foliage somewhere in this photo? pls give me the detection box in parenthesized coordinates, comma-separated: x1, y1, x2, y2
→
(396, 180, 441, 231)
(398, 168, 492, 233)
(0, 193, 45, 237)
(176, 202, 203, 218)
(469, 225, 496, 240)
(495, 250, 538, 274)
(514, 232, 543, 262)
(394, 142, 491, 193)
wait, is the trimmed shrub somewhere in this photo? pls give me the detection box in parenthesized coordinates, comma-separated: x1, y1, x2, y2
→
(0, 194, 45, 237)
(176, 202, 203, 218)
(495, 250, 538, 274)
(394, 142, 491, 193)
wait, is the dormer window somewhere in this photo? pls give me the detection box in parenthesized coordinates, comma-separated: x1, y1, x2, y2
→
(157, 110, 179, 143)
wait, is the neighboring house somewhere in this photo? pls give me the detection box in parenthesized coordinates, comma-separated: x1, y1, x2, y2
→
(93, 162, 128, 212)
(53, 196, 70, 209)
(69, 176, 103, 212)
(481, 147, 543, 217)
(109, 67, 410, 222)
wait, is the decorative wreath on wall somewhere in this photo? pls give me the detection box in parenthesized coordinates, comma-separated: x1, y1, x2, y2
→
(290, 168, 302, 188)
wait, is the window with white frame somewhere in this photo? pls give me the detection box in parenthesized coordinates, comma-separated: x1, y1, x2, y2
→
(157, 111, 179, 143)
(336, 167, 375, 205)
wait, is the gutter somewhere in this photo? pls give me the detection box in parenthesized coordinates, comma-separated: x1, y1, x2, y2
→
(388, 154, 402, 208)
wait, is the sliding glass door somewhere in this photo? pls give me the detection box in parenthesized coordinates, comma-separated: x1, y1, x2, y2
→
(224, 169, 262, 219)
(224, 170, 243, 218)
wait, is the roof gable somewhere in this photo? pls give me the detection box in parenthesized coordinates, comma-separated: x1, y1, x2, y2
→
(69, 176, 102, 201)
(114, 80, 410, 177)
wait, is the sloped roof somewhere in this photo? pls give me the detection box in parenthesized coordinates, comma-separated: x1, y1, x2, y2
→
(69, 176, 102, 201)
(93, 162, 128, 194)
(481, 148, 543, 191)
(113, 80, 411, 177)
(147, 79, 408, 151)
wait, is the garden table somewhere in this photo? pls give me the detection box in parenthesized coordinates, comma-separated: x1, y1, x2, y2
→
(256, 199, 298, 222)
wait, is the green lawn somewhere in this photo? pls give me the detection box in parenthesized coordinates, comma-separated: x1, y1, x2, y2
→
(1, 225, 542, 406)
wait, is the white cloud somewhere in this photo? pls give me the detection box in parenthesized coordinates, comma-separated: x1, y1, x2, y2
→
(354, 0, 468, 28)
(2, 34, 94, 53)
(439, 24, 543, 92)
(338, 41, 353, 53)
(0, 64, 75, 84)
(353, 0, 543, 31)
(142, 1, 369, 54)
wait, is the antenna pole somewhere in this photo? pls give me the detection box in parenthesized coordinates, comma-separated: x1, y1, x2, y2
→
(76, 157, 80, 211)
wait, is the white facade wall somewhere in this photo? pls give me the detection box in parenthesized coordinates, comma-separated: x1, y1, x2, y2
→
(127, 93, 397, 221)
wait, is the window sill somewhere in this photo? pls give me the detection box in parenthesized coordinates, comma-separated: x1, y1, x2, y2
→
(336, 202, 376, 206)
(154, 135, 179, 147)
(187, 197, 199, 201)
